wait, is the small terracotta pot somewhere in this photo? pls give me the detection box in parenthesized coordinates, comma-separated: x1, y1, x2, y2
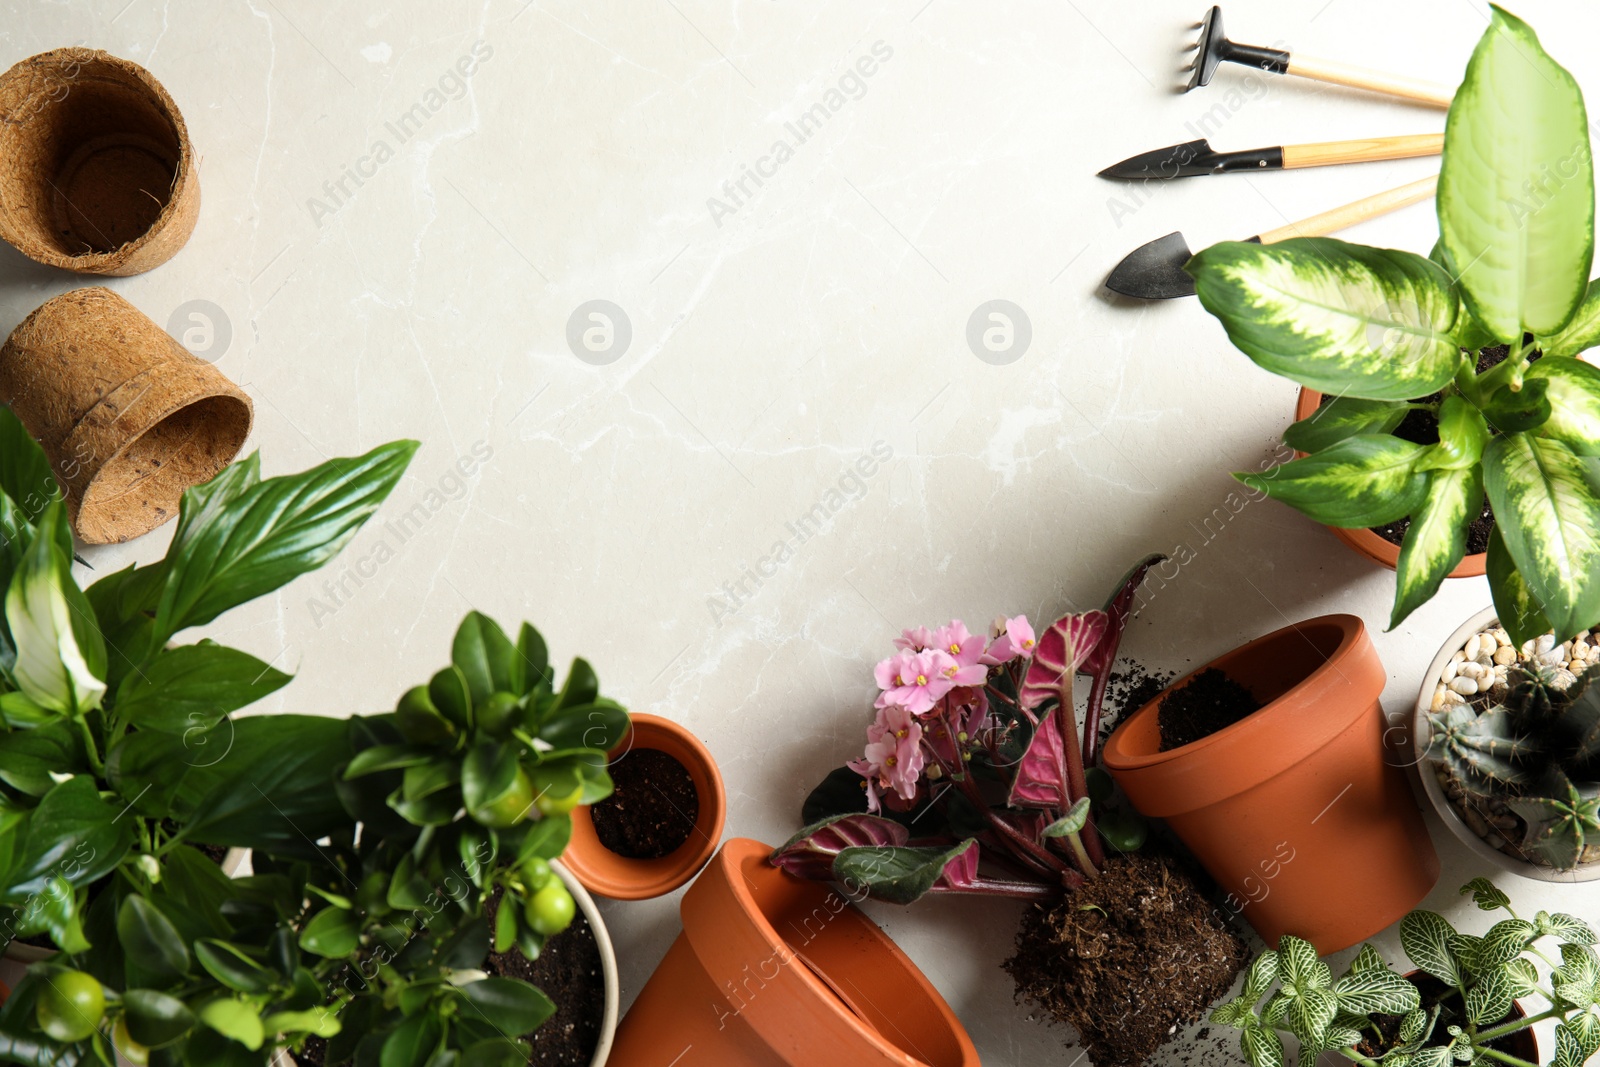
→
(1395, 972, 1538, 1064)
(562, 713, 726, 900)
(1411, 606, 1600, 883)
(0, 287, 252, 544)
(0, 48, 199, 275)
(1103, 614, 1439, 954)
(608, 838, 978, 1067)
(1294, 388, 1487, 576)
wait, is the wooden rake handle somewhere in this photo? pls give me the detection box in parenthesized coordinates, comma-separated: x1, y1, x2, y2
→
(1281, 133, 1443, 169)
(1257, 174, 1438, 244)
(1285, 54, 1454, 109)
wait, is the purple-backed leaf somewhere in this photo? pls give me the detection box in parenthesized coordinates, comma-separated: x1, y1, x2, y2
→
(832, 838, 979, 905)
(1083, 554, 1166, 676)
(1008, 708, 1068, 809)
(770, 813, 910, 881)
(1019, 610, 1110, 712)
(931, 838, 981, 891)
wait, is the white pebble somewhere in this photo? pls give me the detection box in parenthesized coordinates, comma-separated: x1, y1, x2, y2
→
(1540, 649, 1567, 666)
(1465, 635, 1483, 660)
(1446, 690, 1467, 704)
(1571, 660, 1586, 674)
(1538, 634, 1556, 654)
(1450, 676, 1480, 696)
(1496, 630, 1512, 647)
(1494, 646, 1517, 666)
(1442, 660, 1458, 682)
(1432, 685, 1448, 711)
(1459, 662, 1486, 681)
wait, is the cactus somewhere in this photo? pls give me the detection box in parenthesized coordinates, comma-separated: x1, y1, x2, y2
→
(1427, 662, 1600, 869)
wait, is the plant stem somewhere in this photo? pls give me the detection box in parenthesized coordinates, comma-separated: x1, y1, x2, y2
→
(1335, 1047, 1383, 1067)
(74, 716, 104, 775)
(1056, 684, 1104, 872)
(1475, 1009, 1562, 1044)
(928, 877, 1061, 901)
(1065, 830, 1096, 875)
(1474, 1048, 1539, 1067)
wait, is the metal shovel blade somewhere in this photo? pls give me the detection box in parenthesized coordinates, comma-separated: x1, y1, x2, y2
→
(1104, 232, 1197, 300)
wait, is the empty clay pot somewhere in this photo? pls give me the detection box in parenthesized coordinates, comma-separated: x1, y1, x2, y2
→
(607, 838, 978, 1067)
(1103, 614, 1439, 954)
(0, 288, 252, 544)
(1294, 387, 1487, 576)
(0, 48, 199, 275)
(561, 713, 726, 900)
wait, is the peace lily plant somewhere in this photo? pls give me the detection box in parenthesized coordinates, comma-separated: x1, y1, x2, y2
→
(1214, 879, 1600, 1067)
(1188, 7, 1600, 644)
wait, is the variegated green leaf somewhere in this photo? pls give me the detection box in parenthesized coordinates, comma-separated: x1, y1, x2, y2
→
(1418, 398, 1491, 472)
(1439, 7, 1594, 341)
(1541, 279, 1600, 356)
(1530, 357, 1600, 456)
(1411, 1046, 1452, 1067)
(1285, 397, 1411, 454)
(1541, 911, 1599, 946)
(1504, 957, 1541, 998)
(1349, 944, 1388, 974)
(1279, 936, 1330, 990)
(1335, 968, 1423, 1015)
(1399, 1008, 1429, 1045)
(1402, 911, 1462, 985)
(1483, 433, 1600, 640)
(1243, 1025, 1286, 1067)
(1480, 919, 1536, 966)
(1212, 998, 1258, 1028)
(1452, 934, 1486, 977)
(1465, 966, 1515, 1025)
(1263, 994, 1292, 1029)
(1289, 988, 1339, 1046)
(1559, 1010, 1600, 1065)
(1460, 877, 1512, 912)
(1556, 1020, 1594, 1067)
(1487, 529, 1552, 648)
(1243, 950, 1281, 1003)
(1392, 466, 1482, 629)
(5, 506, 105, 715)
(1325, 1024, 1363, 1052)
(1238, 436, 1429, 528)
(1190, 238, 1463, 400)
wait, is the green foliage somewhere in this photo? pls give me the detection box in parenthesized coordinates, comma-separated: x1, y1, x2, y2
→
(1187, 9, 1600, 635)
(1215, 881, 1600, 1067)
(1427, 662, 1600, 870)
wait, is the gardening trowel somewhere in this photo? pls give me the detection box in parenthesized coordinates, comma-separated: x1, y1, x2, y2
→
(1187, 5, 1455, 108)
(1104, 173, 1437, 300)
(1099, 133, 1441, 181)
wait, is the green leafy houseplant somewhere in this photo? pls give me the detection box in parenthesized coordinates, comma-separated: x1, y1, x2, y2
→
(0, 402, 418, 1064)
(309, 610, 629, 1066)
(1187, 7, 1600, 642)
(1214, 879, 1599, 1067)
(1428, 661, 1600, 870)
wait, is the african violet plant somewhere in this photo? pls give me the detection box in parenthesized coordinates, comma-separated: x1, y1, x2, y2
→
(1214, 878, 1600, 1067)
(0, 402, 418, 1064)
(774, 556, 1161, 902)
(1187, 7, 1600, 643)
(308, 611, 629, 1065)
(1428, 661, 1600, 870)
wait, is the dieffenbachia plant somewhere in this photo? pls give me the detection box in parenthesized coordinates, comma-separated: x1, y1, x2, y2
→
(773, 556, 1160, 902)
(1214, 879, 1600, 1067)
(1428, 662, 1600, 870)
(0, 402, 418, 1065)
(314, 612, 628, 1066)
(1187, 7, 1600, 642)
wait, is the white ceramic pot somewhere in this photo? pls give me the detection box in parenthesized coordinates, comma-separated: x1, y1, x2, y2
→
(1411, 605, 1600, 883)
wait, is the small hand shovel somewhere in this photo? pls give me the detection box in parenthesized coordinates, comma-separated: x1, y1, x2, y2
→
(1189, 5, 1454, 109)
(1104, 173, 1437, 300)
(1099, 133, 1441, 181)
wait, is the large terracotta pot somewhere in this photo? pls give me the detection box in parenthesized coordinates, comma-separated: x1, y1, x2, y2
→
(1294, 388, 1486, 576)
(608, 838, 978, 1067)
(1103, 614, 1439, 954)
(562, 713, 726, 900)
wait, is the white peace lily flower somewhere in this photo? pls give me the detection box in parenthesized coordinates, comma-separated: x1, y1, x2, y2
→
(4, 531, 105, 715)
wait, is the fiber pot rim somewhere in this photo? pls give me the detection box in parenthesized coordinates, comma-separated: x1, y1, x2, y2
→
(561, 713, 726, 900)
(0, 48, 199, 275)
(1103, 614, 1384, 814)
(1409, 605, 1600, 883)
(1294, 388, 1486, 578)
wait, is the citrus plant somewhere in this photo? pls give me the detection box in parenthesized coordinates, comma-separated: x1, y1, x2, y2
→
(1187, 7, 1600, 642)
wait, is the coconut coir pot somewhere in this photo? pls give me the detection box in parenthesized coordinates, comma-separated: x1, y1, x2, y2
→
(0, 288, 252, 544)
(1103, 614, 1439, 953)
(0, 48, 199, 275)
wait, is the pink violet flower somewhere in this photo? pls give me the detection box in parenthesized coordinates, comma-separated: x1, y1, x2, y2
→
(931, 620, 987, 672)
(982, 614, 1036, 665)
(893, 626, 935, 652)
(854, 705, 924, 805)
(874, 649, 958, 714)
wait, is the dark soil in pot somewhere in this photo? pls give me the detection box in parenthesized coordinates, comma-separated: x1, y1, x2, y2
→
(298, 1036, 328, 1065)
(1156, 668, 1261, 751)
(1005, 849, 1249, 1067)
(485, 890, 606, 1066)
(1317, 346, 1520, 551)
(590, 747, 697, 859)
(1097, 665, 1174, 746)
(1356, 974, 1537, 1063)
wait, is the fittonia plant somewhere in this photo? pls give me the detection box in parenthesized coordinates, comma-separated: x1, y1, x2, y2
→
(1214, 879, 1600, 1067)
(1187, 8, 1600, 644)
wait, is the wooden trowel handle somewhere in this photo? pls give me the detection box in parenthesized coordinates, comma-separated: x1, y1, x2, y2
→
(1281, 133, 1442, 169)
(1285, 54, 1454, 109)
(1257, 174, 1438, 245)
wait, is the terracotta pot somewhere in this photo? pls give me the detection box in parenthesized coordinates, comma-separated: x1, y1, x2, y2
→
(1103, 614, 1439, 954)
(1411, 606, 1600, 883)
(1294, 388, 1487, 577)
(0, 287, 253, 544)
(0, 48, 200, 275)
(562, 713, 726, 900)
(608, 838, 978, 1067)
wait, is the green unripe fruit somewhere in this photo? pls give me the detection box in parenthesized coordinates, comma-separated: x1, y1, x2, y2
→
(524, 880, 575, 936)
(472, 768, 535, 828)
(36, 970, 105, 1043)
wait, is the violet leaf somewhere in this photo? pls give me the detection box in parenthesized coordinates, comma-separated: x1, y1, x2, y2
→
(831, 838, 979, 905)
(1007, 708, 1069, 810)
(1018, 610, 1109, 712)
(769, 813, 910, 882)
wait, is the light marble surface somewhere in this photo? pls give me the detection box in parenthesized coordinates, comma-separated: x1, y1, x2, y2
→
(2, 1, 1599, 1063)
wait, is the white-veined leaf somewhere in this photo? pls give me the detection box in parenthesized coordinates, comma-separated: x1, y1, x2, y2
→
(1402, 911, 1462, 985)
(1335, 969, 1423, 1016)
